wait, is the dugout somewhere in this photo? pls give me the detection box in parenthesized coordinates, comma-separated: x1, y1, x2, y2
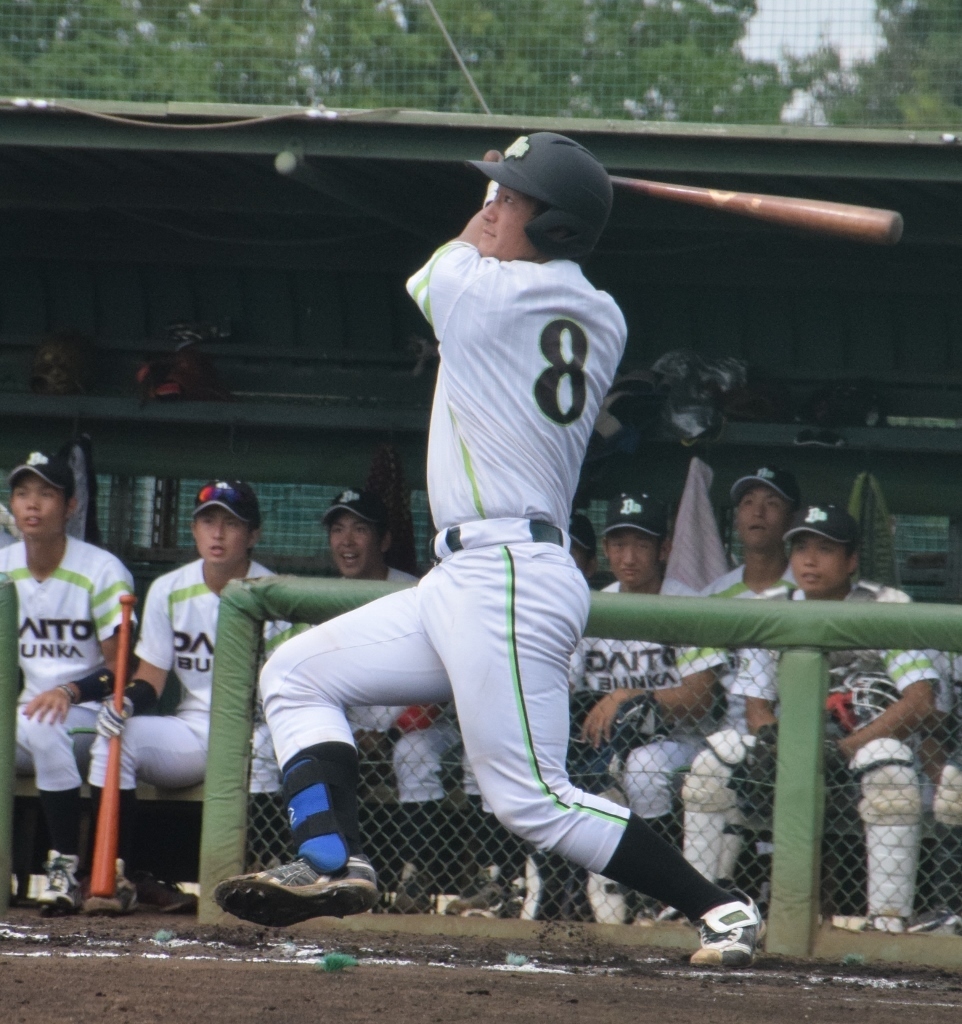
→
(0, 101, 961, 584)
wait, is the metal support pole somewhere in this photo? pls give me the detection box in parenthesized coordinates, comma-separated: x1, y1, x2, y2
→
(197, 582, 261, 923)
(766, 648, 829, 955)
(0, 576, 20, 912)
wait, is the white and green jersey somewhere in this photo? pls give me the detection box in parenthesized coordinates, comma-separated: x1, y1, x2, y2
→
(407, 242, 627, 531)
(732, 582, 940, 707)
(570, 579, 727, 738)
(135, 559, 294, 724)
(0, 537, 134, 705)
(699, 564, 796, 598)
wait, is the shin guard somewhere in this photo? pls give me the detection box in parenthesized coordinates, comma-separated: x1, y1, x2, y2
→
(282, 744, 360, 874)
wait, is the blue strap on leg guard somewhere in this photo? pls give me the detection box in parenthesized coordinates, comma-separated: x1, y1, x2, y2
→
(283, 758, 349, 873)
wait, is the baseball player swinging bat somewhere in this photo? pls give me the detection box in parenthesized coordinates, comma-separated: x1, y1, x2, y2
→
(89, 593, 137, 898)
(480, 150, 903, 245)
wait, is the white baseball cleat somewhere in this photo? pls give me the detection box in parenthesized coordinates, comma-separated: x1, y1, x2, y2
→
(690, 891, 764, 968)
(37, 850, 82, 915)
(213, 855, 378, 926)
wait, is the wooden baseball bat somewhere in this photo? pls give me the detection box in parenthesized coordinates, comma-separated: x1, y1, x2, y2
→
(89, 593, 137, 898)
(610, 175, 903, 245)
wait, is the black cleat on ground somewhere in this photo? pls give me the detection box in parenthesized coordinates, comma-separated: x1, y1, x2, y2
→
(213, 856, 378, 926)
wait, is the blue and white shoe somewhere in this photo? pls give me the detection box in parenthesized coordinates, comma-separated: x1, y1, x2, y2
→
(690, 891, 764, 967)
(214, 855, 378, 926)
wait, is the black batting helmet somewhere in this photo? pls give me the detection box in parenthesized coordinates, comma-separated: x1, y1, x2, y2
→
(468, 133, 612, 260)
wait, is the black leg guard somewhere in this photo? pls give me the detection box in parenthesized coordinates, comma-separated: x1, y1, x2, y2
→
(282, 742, 363, 871)
(602, 812, 731, 922)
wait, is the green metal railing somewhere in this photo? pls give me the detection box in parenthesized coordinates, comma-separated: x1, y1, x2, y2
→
(194, 576, 962, 963)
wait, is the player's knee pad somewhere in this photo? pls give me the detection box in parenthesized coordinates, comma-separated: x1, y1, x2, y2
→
(852, 739, 921, 826)
(934, 762, 962, 827)
(282, 755, 352, 873)
(682, 746, 739, 813)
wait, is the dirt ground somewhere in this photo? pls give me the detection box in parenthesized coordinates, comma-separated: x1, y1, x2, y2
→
(2, 908, 961, 1024)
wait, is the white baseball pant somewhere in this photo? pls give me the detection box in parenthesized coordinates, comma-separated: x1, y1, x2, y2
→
(262, 536, 631, 874)
(88, 714, 282, 794)
(88, 714, 208, 791)
(16, 705, 98, 791)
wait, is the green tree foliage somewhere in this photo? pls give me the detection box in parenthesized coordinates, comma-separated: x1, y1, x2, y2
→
(798, 0, 962, 128)
(0, 0, 791, 123)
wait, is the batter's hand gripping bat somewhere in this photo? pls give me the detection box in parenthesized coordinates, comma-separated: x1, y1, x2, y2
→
(609, 175, 903, 246)
(89, 592, 137, 898)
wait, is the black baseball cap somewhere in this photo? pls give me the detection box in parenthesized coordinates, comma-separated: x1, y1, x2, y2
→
(193, 480, 261, 528)
(568, 513, 597, 557)
(323, 489, 388, 530)
(8, 451, 75, 500)
(784, 504, 860, 547)
(604, 493, 669, 538)
(731, 466, 801, 508)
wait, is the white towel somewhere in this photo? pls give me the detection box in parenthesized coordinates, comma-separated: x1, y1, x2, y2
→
(665, 456, 728, 594)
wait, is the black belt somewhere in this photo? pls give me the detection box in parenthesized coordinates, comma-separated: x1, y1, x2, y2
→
(444, 520, 563, 553)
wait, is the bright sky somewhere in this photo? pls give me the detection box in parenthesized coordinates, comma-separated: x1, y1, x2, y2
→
(741, 0, 883, 66)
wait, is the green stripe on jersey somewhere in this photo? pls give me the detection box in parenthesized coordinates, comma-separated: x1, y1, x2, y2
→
(411, 242, 460, 327)
(168, 582, 212, 620)
(4, 568, 30, 581)
(500, 546, 627, 828)
(448, 404, 485, 518)
(50, 567, 94, 593)
(92, 579, 131, 609)
(94, 604, 123, 631)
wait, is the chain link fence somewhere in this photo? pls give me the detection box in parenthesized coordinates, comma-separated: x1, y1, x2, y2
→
(236, 615, 962, 936)
(2, 2, 962, 129)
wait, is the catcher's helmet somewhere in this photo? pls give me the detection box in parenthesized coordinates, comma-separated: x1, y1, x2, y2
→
(468, 133, 612, 260)
(842, 672, 900, 731)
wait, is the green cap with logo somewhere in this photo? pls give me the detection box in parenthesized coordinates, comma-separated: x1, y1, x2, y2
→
(604, 493, 669, 538)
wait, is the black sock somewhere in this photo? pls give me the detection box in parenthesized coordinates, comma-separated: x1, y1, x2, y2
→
(89, 786, 138, 869)
(602, 813, 732, 921)
(646, 812, 680, 849)
(284, 742, 363, 858)
(38, 788, 81, 857)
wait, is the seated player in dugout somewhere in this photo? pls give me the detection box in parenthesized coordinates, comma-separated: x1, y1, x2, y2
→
(83, 481, 290, 914)
(567, 493, 732, 924)
(681, 505, 940, 934)
(1, 451, 135, 914)
(216, 132, 764, 970)
(702, 467, 800, 597)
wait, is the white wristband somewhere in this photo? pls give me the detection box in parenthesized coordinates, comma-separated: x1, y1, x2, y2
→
(483, 179, 499, 207)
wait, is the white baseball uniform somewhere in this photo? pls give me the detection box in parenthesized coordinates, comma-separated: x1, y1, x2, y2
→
(88, 558, 289, 793)
(1, 537, 134, 791)
(262, 240, 632, 872)
(345, 567, 416, 736)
